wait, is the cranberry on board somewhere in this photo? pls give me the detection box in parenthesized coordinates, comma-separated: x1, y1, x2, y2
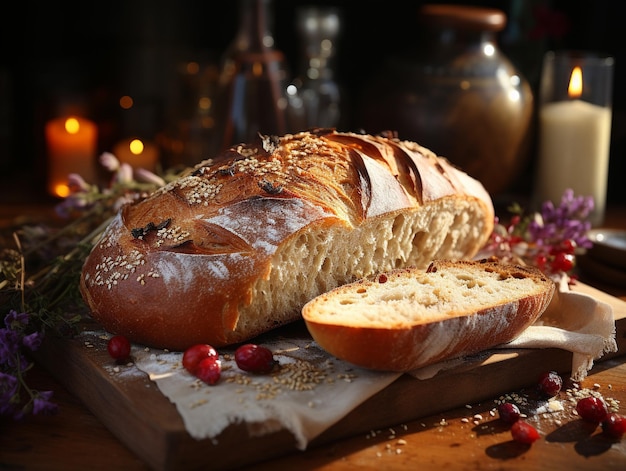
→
(107, 335, 131, 361)
(183, 344, 218, 374)
(195, 357, 221, 385)
(510, 420, 540, 444)
(601, 413, 626, 439)
(498, 402, 521, 424)
(537, 371, 563, 397)
(576, 396, 609, 423)
(235, 344, 276, 374)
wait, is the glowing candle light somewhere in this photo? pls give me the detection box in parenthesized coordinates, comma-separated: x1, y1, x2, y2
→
(45, 116, 98, 198)
(113, 137, 159, 171)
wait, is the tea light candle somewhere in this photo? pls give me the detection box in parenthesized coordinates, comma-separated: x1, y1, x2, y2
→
(46, 116, 98, 198)
(536, 64, 612, 226)
(113, 138, 159, 171)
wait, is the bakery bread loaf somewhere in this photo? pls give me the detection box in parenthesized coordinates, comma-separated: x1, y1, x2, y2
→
(302, 259, 555, 372)
(79, 129, 494, 350)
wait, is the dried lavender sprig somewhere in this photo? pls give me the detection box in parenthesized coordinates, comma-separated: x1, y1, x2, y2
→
(1, 310, 58, 419)
(527, 189, 594, 252)
(1, 151, 177, 422)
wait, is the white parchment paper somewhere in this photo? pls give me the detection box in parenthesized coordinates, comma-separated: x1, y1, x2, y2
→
(131, 335, 400, 450)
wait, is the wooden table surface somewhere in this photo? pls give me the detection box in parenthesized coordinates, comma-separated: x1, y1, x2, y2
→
(1, 205, 625, 471)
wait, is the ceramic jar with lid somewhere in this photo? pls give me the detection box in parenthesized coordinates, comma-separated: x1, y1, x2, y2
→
(359, 4, 533, 195)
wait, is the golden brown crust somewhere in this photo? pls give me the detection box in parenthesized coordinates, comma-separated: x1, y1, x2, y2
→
(80, 130, 495, 350)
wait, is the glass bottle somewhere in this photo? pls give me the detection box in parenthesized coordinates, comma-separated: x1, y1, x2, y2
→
(359, 4, 534, 196)
(288, 6, 342, 129)
(209, 0, 296, 154)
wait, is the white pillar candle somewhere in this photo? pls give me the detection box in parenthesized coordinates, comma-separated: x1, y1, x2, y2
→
(536, 99, 611, 223)
(535, 54, 614, 227)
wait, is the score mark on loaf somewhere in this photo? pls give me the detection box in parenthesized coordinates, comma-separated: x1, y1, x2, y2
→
(80, 129, 495, 351)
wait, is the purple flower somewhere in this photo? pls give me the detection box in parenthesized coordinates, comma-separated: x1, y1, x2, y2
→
(67, 173, 91, 192)
(4, 310, 29, 329)
(0, 372, 18, 403)
(99, 152, 120, 172)
(55, 192, 91, 218)
(117, 163, 134, 184)
(527, 189, 593, 252)
(33, 390, 58, 415)
(22, 331, 43, 351)
(135, 168, 166, 186)
(0, 328, 21, 365)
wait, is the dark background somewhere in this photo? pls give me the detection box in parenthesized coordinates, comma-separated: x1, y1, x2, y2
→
(0, 0, 624, 207)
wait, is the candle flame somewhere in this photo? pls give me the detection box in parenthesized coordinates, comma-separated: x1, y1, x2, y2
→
(129, 139, 145, 155)
(54, 183, 70, 198)
(64, 117, 80, 135)
(568, 66, 583, 98)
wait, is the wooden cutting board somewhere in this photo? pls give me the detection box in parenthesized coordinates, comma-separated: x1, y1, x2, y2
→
(35, 283, 626, 471)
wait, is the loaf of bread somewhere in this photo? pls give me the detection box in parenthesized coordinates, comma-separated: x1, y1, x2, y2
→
(302, 259, 556, 372)
(79, 129, 495, 350)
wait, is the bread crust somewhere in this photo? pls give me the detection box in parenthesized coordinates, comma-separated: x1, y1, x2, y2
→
(80, 130, 495, 350)
(302, 260, 556, 372)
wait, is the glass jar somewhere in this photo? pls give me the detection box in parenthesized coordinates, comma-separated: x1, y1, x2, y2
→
(359, 4, 534, 195)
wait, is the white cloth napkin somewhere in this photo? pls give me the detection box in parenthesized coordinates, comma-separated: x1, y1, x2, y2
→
(102, 284, 615, 449)
(505, 291, 616, 381)
(410, 288, 617, 382)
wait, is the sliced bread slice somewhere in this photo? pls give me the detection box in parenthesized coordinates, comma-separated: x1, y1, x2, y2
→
(301, 259, 555, 372)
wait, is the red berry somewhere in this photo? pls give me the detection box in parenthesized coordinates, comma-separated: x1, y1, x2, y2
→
(576, 396, 608, 423)
(535, 254, 548, 271)
(498, 402, 521, 424)
(510, 420, 540, 444)
(235, 344, 276, 374)
(537, 371, 563, 397)
(561, 239, 577, 254)
(601, 413, 626, 439)
(551, 252, 574, 272)
(107, 335, 131, 361)
(195, 357, 221, 385)
(183, 344, 218, 374)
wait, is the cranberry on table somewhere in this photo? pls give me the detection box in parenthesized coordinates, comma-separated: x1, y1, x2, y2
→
(107, 335, 131, 361)
(510, 420, 540, 444)
(576, 396, 609, 423)
(183, 344, 218, 374)
(235, 343, 276, 374)
(537, 371, 563, 397)
(195, 357, 222, 385)
(498, 403, 521, 424)
(601, 413, 626, 439)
